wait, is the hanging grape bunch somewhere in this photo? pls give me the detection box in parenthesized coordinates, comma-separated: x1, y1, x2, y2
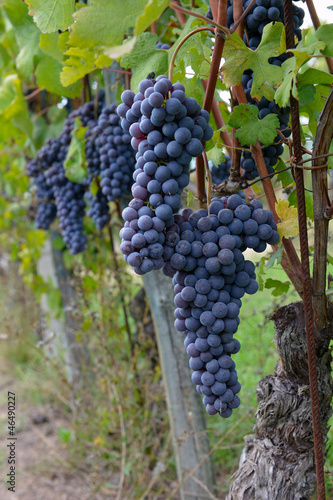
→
(161, 195, 279, 417)
(118, 73, 281, 418)
(26, 95, 136, 253)
(224, 0, 305, 180)
(118, 74, 214, 275)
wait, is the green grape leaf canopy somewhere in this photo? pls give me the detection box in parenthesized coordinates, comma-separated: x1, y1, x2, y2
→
(135, 0, 169, 36)
(68, 0, 146, 49)
(222, 22, 286, 101)
(228, 104, 280, 146)
(64, 117, 89, 184)
(26, 0, 75, 33)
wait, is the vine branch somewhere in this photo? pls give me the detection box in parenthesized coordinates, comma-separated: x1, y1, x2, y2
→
(169, 1, 230, 36)
(168, 27, 215, 82)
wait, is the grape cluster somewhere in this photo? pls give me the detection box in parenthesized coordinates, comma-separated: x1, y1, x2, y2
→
(210, 156, 232, 186)
(26, 139, 64, 230)
(85, 190, 110, 231)
(118, 75, 214, 274)
(96, 105, 136, 203)
(43, 99, 105, 253)
(225, 0, 304, 180)
(156, 42, 170, 50)
(27, 91, 137, 251)
(26, 157, 57, 229)
(26, 96, 107, 253)
(160, 194, 279, 417)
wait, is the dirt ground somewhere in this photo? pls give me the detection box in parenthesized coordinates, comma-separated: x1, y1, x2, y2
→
(0, 376, 115, 500)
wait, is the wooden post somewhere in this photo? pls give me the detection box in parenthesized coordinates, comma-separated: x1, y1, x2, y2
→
(37, 234, 85, 389)
(144, 271, 216, 500)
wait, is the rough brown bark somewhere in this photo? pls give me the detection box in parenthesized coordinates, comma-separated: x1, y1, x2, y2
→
(227, 302, 333, 500)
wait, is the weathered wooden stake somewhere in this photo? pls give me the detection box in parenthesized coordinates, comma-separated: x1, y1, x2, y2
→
(144, 271, 216, 500)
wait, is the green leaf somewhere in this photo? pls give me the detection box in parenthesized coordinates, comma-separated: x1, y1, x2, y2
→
(103, 37, 137, 60)
(3, 0, 41, 79)
(39, 32, 63, 62)
(297, 68, 333, 86)
(135, 0, 169, 36)
(61, 47, 96, 86)
(64, 117, 89, 183)
(275, 158, 294, 187)
(0, 74, 33, 138)
(298, 84, 316, 106)
(58, 427, 71, 444)
(228, 103, 280, 146)
(315, 24, 333, 57)
(222, 22, 285, 101)
(275, 32, 327, 107)
(37, 53, 82, 97)
(27, 0, 75, 33)
(46, 286, 62, 314)
(266, 246, 283, 270)
(265, 278, 290, 296)
(121, 33, 168, 92)
(90, 179, 99, 197)
(274, 57, 298, 107)
(266, 278, 290, 295)
(68, 0, 146, 50)
(52, 235, 65, 250)
(301, 84, 331, 137)
(206, 146, 225, 167)
(171, 22, 212, 85)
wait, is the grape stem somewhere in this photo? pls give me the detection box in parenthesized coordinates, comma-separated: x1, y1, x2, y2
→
(169, 2, 230, 36)
(202, 151, 212, 208)
(24, 87, 42, 100)
(230, 0, 257, 34)
(103, 67, 133, 75)
(209, 0, 218, 22)
(195, 0, 228, 208)
(230, 0, 245, 179)
(168, 26, 214, 82)
(171, 0, 187, 26)
(201, 79, 233, 156)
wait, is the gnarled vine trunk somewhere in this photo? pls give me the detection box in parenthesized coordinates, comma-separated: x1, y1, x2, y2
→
(227, 301, 333, 500)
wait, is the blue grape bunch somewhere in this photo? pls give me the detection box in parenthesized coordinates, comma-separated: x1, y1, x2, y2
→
(156, 42, 170, 50)
(85, 190, 110, 231)
(159, 194, 279, 417)
(97, 104, 136, 203)
(225, 0, 305, 180)
(26, 138, 65, 230)
(118, 74, 214, 275)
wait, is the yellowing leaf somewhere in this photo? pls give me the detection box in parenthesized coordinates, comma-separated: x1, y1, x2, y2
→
(61, 47, 96, 86)
(275, 199, 299, 239)
(135, 0, 169, 36)
(103, 37, 137, 60)
(93, 436, 105, 446)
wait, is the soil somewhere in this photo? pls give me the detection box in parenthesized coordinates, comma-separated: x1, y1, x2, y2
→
(0, 377, 112, 500)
